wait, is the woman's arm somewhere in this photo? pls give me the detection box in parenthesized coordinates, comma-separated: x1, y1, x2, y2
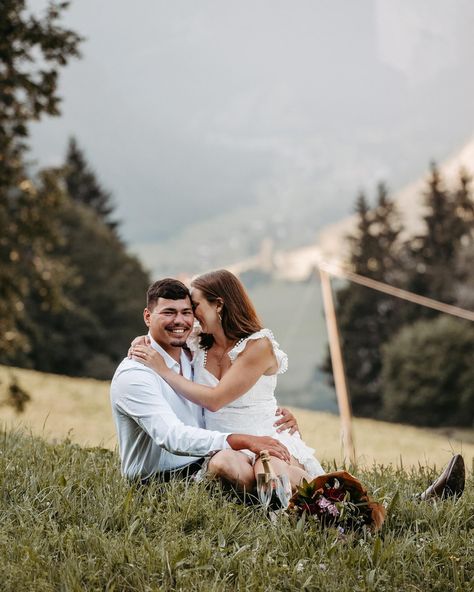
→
(131, 338, 276, 412)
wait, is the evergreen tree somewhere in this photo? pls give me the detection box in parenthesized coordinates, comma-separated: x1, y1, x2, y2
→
(65, 137, 119, 233)
(452, 168, 474, 241)
(408, 163, 467, 304)
(322, 184, 405, 417)
(23, 198, 150, 379)
(0, 169, 74, 361)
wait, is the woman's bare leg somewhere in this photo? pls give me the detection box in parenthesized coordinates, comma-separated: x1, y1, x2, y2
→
(207, 450, 255, 492)
(254, 455, 310, 491)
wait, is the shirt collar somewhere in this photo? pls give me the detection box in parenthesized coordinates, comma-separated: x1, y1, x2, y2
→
(148, 333, 190, 376)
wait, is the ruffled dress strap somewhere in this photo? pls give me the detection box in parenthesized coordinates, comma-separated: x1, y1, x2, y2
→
(228, 328, 288, 375)
(186, 324, 202, 353)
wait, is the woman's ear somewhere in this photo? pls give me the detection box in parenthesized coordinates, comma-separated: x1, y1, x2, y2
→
(215, 297, 224, 313)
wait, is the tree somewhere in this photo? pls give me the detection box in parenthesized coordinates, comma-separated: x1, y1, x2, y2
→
(0, 168, 75, 361)
(0, 1, 82, 181)
(0, 1, 82, 358)
(23, 198, 150, 379)
(408, 163, 471, 305)
(322, 184, 405, 416)
(382, 316, 474, 427)
(65, 137, 119, 233)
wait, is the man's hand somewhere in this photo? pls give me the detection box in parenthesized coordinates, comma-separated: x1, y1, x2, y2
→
(227, 434, 291, 463)
(274, 407, 300, 435)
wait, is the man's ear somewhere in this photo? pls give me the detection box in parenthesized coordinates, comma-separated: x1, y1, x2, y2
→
(143, 308, 151, 327)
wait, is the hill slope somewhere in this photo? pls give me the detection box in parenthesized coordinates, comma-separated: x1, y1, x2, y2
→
(1, 365, 472, 469)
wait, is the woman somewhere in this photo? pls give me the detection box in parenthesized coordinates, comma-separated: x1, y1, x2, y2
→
(131, 269, 324, 491)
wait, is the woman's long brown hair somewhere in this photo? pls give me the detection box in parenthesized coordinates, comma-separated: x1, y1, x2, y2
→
(191, 269, 263, 349)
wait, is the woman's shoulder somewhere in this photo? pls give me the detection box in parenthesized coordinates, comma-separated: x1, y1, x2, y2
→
(229, 328, 274, 355)
(229, 328, 288, 374)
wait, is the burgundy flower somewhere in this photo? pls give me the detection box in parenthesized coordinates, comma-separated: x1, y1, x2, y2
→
(288, 471, 386, 531)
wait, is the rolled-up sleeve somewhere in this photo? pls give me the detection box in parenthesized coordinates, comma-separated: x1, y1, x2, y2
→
(114, 366, 229, 457)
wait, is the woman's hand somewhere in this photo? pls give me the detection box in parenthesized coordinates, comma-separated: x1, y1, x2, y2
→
(274, 407, 300, 435)
(131, 345, 169, 376)
(128, 335, 149, 358)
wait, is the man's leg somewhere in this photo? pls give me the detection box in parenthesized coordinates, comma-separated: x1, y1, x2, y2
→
(207, 450, 255, 492)
(418, 454, 465, 501)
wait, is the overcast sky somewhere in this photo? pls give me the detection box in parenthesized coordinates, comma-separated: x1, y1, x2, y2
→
(28, 1, 474, 256)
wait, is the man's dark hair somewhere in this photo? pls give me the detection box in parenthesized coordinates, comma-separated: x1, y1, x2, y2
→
(147, 278, 191, 310)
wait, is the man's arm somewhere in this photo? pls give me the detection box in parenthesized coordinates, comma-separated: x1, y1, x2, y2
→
(114, 365, 228, 457)
(113, 365, 290, 461)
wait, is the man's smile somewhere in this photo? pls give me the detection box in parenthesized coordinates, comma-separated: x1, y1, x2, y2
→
(165, 325, 191, 336)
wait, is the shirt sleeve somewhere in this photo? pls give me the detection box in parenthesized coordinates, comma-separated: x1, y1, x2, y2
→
(114, 365, 229, 457)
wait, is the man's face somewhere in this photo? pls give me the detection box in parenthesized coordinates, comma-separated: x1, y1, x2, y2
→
(144, 297, 194, 352)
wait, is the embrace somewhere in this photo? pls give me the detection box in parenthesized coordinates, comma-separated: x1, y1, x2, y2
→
(110, 270, 465, 504)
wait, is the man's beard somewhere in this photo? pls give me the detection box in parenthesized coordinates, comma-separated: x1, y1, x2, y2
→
(169, 336, 188, 347)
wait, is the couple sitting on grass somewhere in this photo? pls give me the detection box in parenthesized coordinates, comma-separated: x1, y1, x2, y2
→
(110, 270, 465, 506)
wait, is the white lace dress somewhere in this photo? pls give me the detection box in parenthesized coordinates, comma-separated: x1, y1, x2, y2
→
(189, 328, 325, 479)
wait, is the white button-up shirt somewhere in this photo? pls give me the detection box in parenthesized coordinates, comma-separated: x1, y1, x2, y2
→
(110, 336, 229, 479)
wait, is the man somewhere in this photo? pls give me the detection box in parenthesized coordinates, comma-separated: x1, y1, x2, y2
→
(110, 278, 296, 489)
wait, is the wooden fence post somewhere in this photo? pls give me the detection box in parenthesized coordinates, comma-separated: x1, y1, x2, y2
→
(319, 268, 356, 466)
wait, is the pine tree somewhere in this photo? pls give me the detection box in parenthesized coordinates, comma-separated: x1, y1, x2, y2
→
(322, 184, 405, 417)
(23, 198, 150, 379)
(0, 169, 74, 360)
(65, 137, 119, 233)
(452, 168, 474, 239)
(408, 163, 464, 304)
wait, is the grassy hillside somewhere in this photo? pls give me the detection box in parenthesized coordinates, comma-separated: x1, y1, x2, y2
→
(0, 429, 472, 591)
(1, 365, 472, 470)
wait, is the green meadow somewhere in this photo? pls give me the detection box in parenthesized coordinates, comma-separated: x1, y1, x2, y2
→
(0, 429, 472, 591)
(1, 365, 473, 590)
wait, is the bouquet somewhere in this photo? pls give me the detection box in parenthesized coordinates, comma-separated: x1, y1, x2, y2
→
(288, 471, 385, 531)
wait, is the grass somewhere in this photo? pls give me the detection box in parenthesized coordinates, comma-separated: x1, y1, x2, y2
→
(1, 364, 473, 470)
(0, 429, 472, 591)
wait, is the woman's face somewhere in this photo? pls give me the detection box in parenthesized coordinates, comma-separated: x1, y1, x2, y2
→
(190, 287, 220, 334)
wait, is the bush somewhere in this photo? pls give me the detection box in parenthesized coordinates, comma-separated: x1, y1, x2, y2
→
(382, 316, 474, 427)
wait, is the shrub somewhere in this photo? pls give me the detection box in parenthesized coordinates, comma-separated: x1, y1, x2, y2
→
(381, 316, 474, 427)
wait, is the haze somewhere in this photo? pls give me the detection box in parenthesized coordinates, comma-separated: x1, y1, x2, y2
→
(28, 0, 474, 274)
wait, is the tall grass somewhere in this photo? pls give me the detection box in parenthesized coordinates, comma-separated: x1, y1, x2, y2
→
(0, 429, 472, 591)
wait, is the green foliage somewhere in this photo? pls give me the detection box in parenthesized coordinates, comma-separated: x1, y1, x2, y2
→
(325, 167, 474, 426)
(382, 316, 474, 427)
(0, 0, 82, 359)
(0, 168, 74, 359)
(323, 184, 407, 417)
(0, 0, 82, 182)
(0, 429, 472, 591)
(20, 197, 150, 379)
(408, 163, 473, 306)
(0, 6, 150, 378)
